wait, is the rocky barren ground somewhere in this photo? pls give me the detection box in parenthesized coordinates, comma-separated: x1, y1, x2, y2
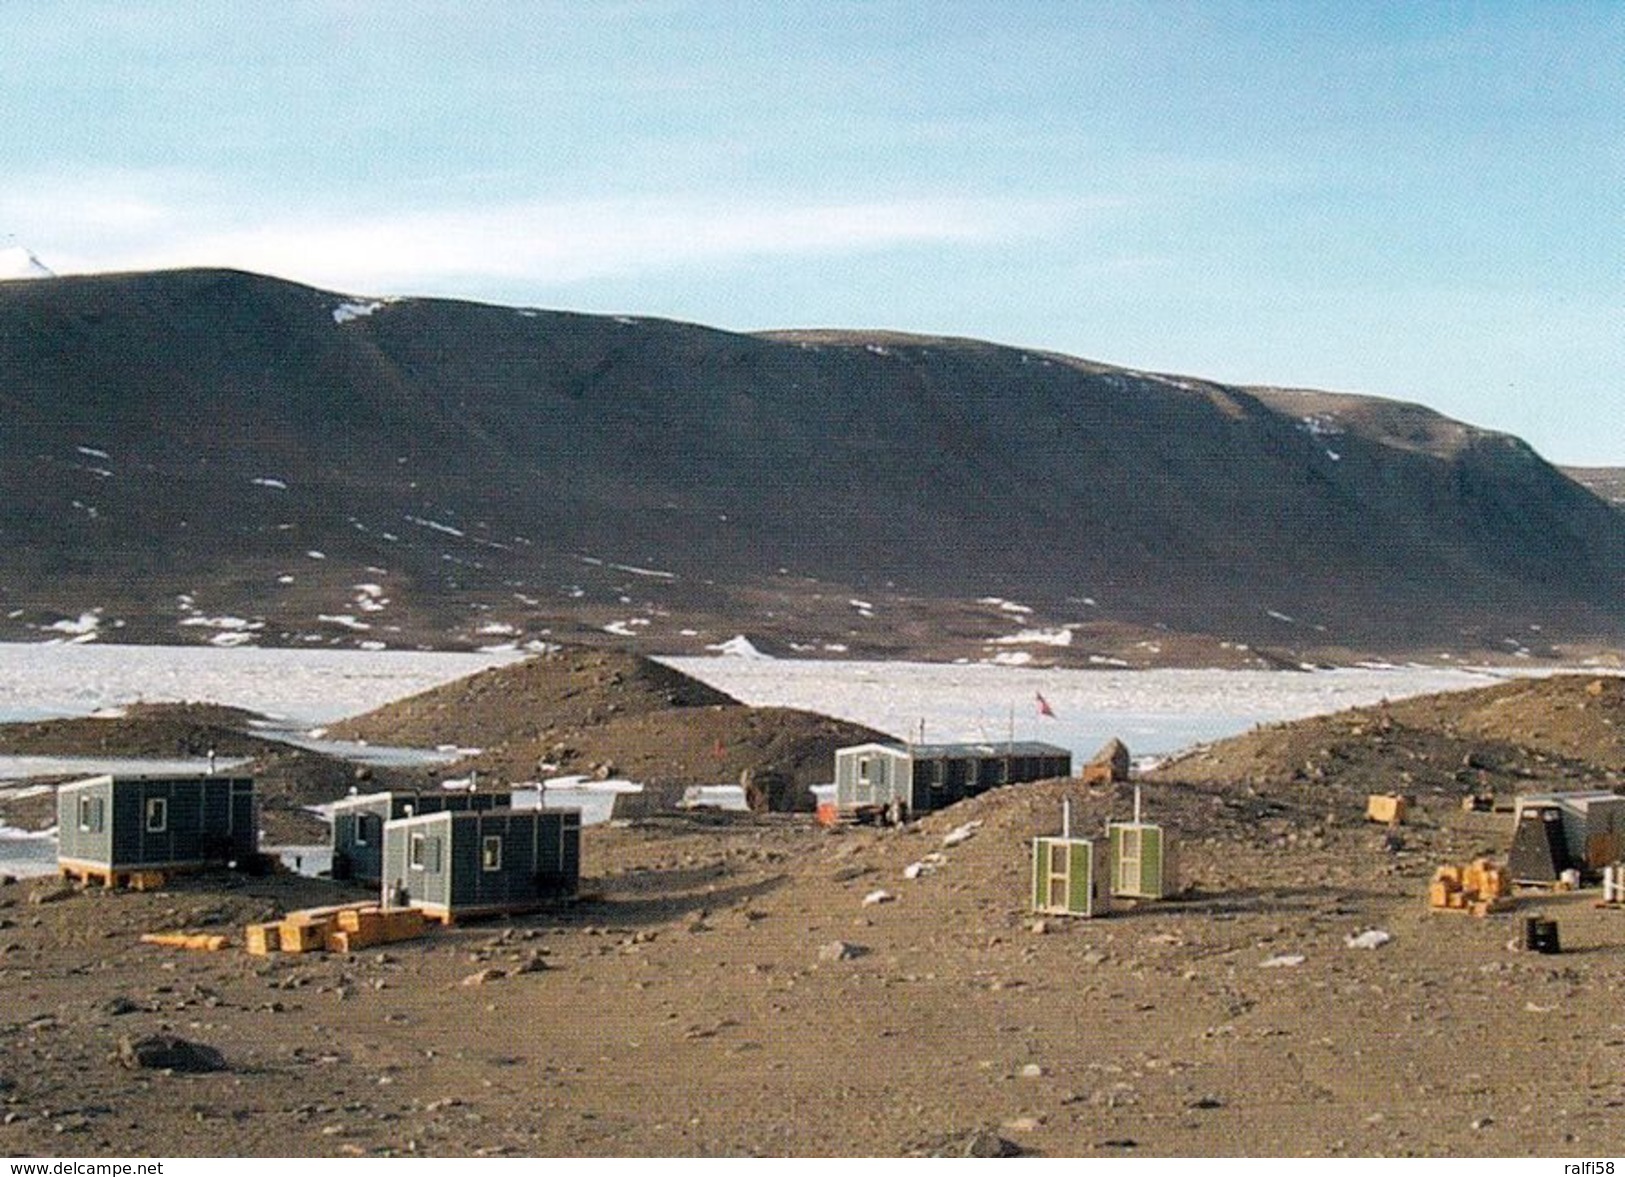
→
(1, 673, 1624, 1156)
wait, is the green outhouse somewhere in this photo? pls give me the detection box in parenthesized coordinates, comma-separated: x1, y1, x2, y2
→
(1107, 788, 1175, 899)
(1031, 835, 1108, 918)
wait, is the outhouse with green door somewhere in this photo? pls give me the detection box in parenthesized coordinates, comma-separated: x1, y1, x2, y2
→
(1107, 788, 1175, 899)
(1031, 835, 1108, 918)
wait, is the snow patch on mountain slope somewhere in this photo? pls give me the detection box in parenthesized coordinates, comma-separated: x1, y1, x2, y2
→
(0, 246, 54, 280)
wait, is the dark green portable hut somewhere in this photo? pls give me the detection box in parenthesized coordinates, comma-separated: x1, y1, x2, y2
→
(833, 741, 1072, 820)
(381, 808, 579, 921)
(330, 789, 511, 884)
(57, 774, 256, 882)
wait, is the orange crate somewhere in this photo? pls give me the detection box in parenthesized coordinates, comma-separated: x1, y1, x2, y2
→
(381, 909, 426, 941)
(245, 923, 281, 955)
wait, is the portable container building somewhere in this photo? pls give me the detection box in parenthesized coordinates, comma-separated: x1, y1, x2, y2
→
(834, 741, 1071, 820)
(57, 774, 256, 885)
(330, 789, 510, 884)
(1031, 836, 1107, 917)
(380, 808, 579, 921)
(1512, 790, 1625, 874)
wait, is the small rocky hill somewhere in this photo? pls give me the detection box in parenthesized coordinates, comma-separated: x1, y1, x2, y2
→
(1380, 673, 1625, 769)
(1148, 673, 1625, 803)
(325, 647, 734, 748)
(0, 703, 389, 840)
(329, 646, 886, 789)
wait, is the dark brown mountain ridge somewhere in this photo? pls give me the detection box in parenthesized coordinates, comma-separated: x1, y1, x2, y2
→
(1, 267, 1621, 664)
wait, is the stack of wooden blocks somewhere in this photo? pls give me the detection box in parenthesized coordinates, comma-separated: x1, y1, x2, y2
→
(1366, 794, 1409, 824)
(245, 904, 429, 956)
(1429, 858, 1512, 917)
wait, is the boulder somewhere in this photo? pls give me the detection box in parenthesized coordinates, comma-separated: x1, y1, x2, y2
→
(913, 1129, 1023, 1158)
(117, 1034, 226, 1073)
(610, 781, 686, 820)
(1082, 738, 1131, 785)
(817, 940, 867, 962)
(741, 767, 814, 814)
(27, 882, 76, 906)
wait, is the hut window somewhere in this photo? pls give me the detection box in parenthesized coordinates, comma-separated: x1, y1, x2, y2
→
(482, 836, 503, 872)
(409, 833, 441, 871)
(78, 795, 94, 832)
(145, 797, 168, 833)
(857, 757, 872, 784)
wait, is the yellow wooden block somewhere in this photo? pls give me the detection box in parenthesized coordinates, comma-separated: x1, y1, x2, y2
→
(1366, 794, 1407, 824)
(337, 908, 390, 937)
(279, 919, 328, 953)
(245, 923, 281, 955)
(139, 931, 227, 951)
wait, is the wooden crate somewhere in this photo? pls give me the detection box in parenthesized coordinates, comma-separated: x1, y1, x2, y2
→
(1366, 794, 1408, 824)
(244, 923, 281, 955)
(278, 919, 329, 953)
(338, 921, 383, 950)
(381, 908, 426, 940)
(335, 907, 373, 933)
(1462, 860, 1509, 899)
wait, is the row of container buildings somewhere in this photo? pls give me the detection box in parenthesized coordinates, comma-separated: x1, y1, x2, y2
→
(56, 774, 579, 921)
(54, 738, 1084, 917)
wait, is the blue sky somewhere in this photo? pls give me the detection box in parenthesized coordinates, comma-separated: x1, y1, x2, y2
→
(5, 1, 1622, 463)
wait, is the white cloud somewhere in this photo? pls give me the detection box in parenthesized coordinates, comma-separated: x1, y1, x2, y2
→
(5, 170, 1086, 294)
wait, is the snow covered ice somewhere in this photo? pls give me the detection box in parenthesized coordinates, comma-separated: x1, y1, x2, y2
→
(0, 642, 522, 727)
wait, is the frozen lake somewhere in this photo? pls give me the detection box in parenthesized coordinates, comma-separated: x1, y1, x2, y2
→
(0, 641, 522, 726)
(0, 642, 1586, 877)
(661, 656, 1541, 763)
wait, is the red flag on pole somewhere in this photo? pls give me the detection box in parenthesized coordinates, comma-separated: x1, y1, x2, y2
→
(1036, 691, 1056, 718)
